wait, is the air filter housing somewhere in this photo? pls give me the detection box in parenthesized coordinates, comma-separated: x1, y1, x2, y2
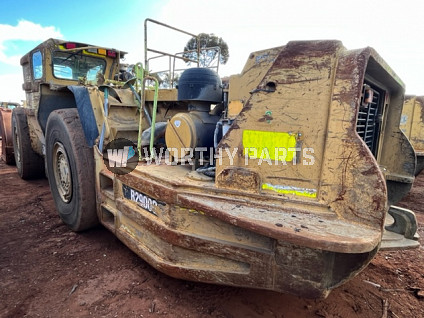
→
(178, 68, 222, 103)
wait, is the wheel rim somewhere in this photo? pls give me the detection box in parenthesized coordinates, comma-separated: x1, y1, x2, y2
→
(52, 142, 72, 203)
(13, 125, 21, 164)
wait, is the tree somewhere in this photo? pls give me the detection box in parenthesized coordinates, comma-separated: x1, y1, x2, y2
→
(157, 71, 180, 89)
(183, 33, 229, 67)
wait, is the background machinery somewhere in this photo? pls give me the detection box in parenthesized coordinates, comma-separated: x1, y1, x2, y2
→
(401, 96, 424, 176)
(0, 101, 20, 164)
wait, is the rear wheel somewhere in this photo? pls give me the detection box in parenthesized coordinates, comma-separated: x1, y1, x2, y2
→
(12, 108, 44, 179)
(46, 109, 98, 231)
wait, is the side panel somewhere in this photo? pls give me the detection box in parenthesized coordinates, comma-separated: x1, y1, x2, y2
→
(219, 41, 342, 195)
(219, 41, 387, 229)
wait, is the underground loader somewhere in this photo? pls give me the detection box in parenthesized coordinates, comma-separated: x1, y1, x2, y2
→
(14, 19, 419, 298)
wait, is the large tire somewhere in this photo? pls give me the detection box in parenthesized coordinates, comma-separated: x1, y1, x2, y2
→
(12, 108, 45, 178)
(45, 109, 98, 231)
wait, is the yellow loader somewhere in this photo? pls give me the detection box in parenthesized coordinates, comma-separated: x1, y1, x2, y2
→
(14, 19, 419, 298)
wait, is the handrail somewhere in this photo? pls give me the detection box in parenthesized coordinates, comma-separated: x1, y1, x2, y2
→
(144, 19, 224, 90)
(148, 78, 159, 159)
(134, 62, 144, 93)
(137, 76, 159, 161)
(147, 46, 222, 88)
(144, 18, 200, 72)
(147, 48, 198, 64)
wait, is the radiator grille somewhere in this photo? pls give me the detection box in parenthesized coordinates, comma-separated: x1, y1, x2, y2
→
(356, 83, 384, 156)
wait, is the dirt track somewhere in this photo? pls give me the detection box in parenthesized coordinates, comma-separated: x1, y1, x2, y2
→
(0, 155, 423, 317)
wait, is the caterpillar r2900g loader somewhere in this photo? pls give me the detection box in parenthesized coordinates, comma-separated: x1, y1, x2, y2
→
(401, 95, 424, 176)
(15, 19, 419, 298)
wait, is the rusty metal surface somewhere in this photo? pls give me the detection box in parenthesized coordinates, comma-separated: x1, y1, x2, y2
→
(218, 41, 388, 228)
(97, 165, 380, 298)
(119, 164, 381, 253)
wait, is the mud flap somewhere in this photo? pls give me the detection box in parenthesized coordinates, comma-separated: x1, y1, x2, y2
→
(381, 206, 420, 250)
(68, 86, 99, 147)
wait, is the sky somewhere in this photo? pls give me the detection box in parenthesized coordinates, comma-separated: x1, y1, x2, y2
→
(0, 0, 423, 102)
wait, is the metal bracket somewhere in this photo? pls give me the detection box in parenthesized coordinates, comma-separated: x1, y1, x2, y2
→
(385, 206, 418, 240)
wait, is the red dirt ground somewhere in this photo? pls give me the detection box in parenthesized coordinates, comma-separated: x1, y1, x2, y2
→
(0, 152, 423, 317)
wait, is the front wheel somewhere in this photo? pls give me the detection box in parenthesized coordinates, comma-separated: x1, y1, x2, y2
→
(45, 109, 98, 231)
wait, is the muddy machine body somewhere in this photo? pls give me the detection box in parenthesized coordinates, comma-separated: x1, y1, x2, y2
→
(16, 20, 419, 298)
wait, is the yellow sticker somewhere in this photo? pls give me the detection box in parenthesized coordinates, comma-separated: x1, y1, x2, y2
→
(243, 130, 297, 162)
(262, 183, 317, 198)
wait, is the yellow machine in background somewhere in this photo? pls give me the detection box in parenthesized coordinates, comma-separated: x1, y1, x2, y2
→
(401, 96, 424, 176)
(13, 19, 419, 298)
(0, 101, 20, 164)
